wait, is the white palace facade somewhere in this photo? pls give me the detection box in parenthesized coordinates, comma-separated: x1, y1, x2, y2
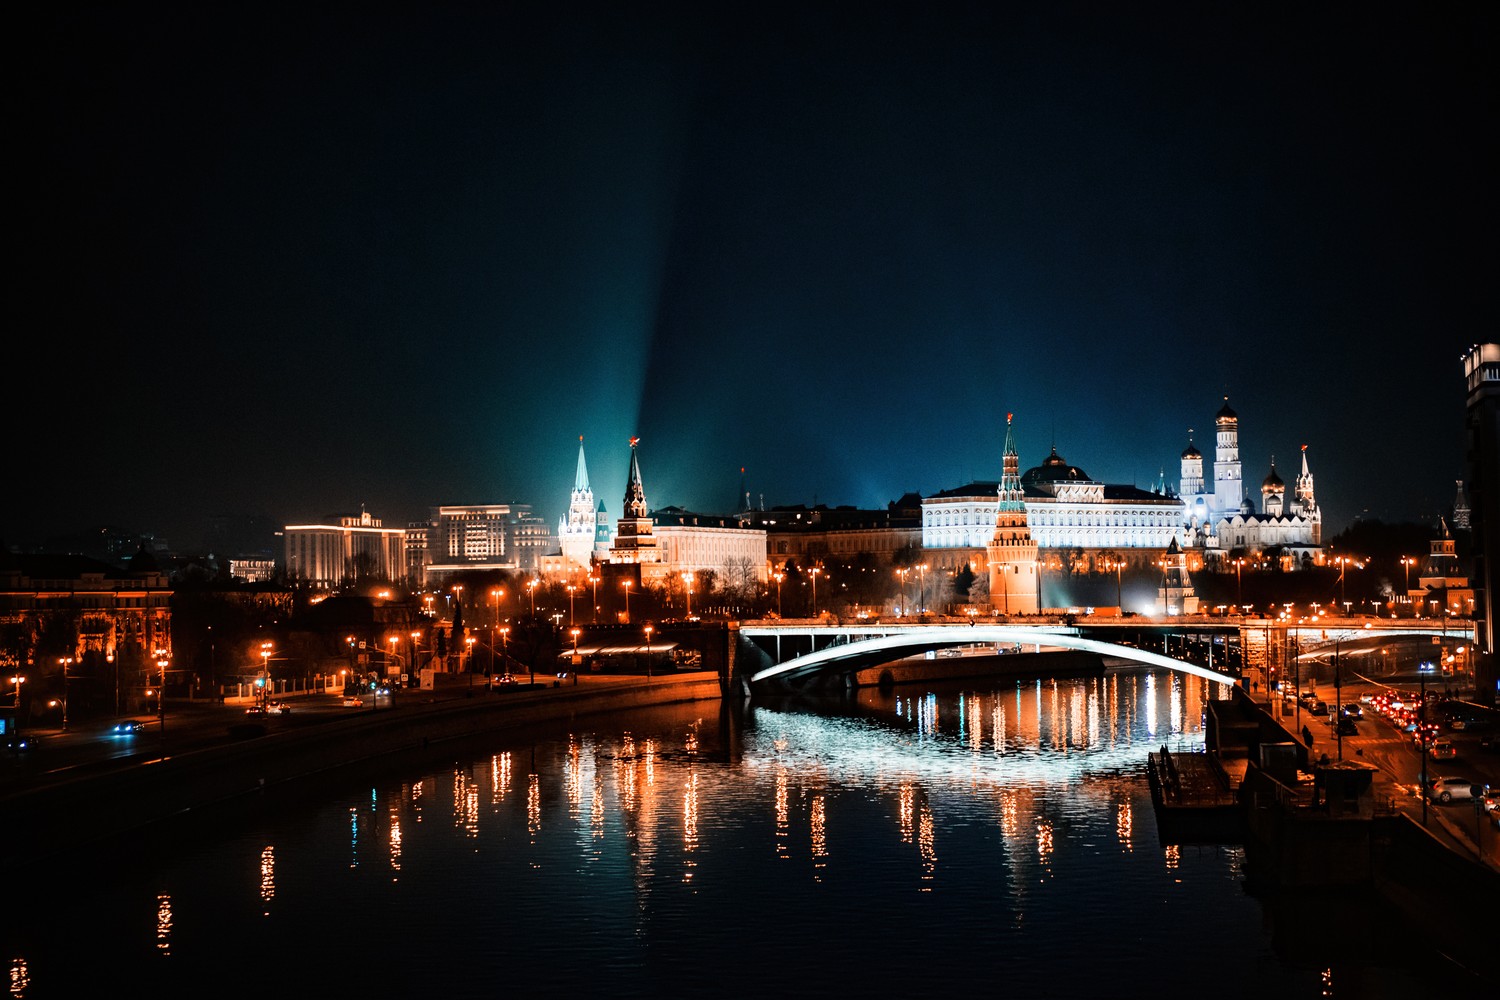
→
(922, 446, 1182, 574)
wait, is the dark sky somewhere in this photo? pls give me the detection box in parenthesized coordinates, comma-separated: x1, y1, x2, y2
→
(10, 3, 1493, 551)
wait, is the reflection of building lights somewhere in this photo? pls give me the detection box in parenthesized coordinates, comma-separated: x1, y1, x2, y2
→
(810, 795, 827, 875)
(1117, 798, 1133, 850)
(155, 894, 173, 955)
(259, 846, 276, 911)
(527, 773, 542, 836)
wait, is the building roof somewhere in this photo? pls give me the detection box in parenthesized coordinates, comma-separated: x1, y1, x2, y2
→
(1021, 447, 1091, 485)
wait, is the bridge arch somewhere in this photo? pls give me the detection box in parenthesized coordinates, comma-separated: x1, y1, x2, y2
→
(745, 625, 1239, 690)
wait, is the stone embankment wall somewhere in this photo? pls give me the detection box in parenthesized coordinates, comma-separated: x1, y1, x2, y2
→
(2, 675, 722, 866)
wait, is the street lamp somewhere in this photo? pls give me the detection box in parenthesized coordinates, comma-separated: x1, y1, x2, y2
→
(8, 674, 25, 744)
(681, 572, 693, 618)
(1399, 556, 1415, 611)
(1232, 557, 1244, 609)
(810, 566, 822, 618)
(1112, 558, 1124, 612)
(57, 656, 74, 732)
(622, 579, 633, 623)
(772, 571, 784, 618)
(567, 584, 577, 626)
(465, 636, 476, 686)
(643, 624, 654, 680)
(155, 648, 169, 736)
(259, 641, 272, 708)
(896, 567, 910, 617)
(589, 572, 600, 624)
(526, 578, 539, 616)
(917, 563, 928, 613)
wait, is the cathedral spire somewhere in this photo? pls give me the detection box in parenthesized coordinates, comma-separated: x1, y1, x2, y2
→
(574, 435, 590, 492)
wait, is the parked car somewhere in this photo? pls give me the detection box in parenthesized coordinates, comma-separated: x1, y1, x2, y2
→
(1307, 700, 1329, 716)
(1425, 777, 1479, 804)
(1428, 739, 1458, 761)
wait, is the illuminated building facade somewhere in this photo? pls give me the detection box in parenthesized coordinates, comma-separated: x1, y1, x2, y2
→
(284, 509, 406, 589)
(651, 508, 768, 586)
(412, 503, 554, 585)
(1462, 343, 1497, 700)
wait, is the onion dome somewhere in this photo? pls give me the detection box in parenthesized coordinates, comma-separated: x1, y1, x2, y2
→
(1181, 441, 1201, 459)
(1262, 462, 1284, 489)
(1215, 396, 1237, 421)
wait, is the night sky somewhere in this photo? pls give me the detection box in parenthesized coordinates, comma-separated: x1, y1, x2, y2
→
(11, 4, 1492, 551)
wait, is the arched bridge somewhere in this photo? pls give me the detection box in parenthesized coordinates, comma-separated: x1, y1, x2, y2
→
(732, 617, 1471, 694)
(737, 622, 1241, 692)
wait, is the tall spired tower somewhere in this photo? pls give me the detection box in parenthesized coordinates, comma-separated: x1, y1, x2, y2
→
(987, 414, 1039, 614)
(1212, 397, 1243, 517)
(558, 436, 598, 572)
(609, 437, 660, 566)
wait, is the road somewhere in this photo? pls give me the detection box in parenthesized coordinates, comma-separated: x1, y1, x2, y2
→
(1262, 673, 1500, 869)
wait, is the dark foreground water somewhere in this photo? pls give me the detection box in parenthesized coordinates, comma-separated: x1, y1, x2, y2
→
(4, 669, 1486, 998)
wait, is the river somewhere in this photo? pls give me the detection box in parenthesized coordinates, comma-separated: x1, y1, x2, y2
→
(3, 668, 1484, 998)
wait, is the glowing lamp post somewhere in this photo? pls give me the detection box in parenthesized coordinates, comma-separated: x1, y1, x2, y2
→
(682, 572, 693, 618)
(58, 656, 74, 732)
(810, 566, 822, 617)
(9, 674, 25, 743)
(643, 624, 654, 680)
(465, 636, 476, 685)
(622, 579, 633, 623)
(772, 571, 784, 618)
(567, 584, 577, 626)
(527, 578, 539, 616)
(896, 567, 909, 617)
(155, 648, 169, 736)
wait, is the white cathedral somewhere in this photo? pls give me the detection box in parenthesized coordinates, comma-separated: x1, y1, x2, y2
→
(1177, 398, 1322, 566)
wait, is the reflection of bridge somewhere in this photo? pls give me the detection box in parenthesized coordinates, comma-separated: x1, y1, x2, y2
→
(731, 617, 1470, 694)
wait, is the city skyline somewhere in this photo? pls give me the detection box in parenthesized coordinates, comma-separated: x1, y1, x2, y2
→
(10, 6, 1488, 549)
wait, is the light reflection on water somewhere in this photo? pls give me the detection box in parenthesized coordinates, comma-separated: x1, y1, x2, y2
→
(2, 669, 1470, 997)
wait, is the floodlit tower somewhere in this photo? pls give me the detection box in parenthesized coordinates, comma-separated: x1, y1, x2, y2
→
(1213, 397, 1242, 519)
(558, 436, 599, 572)
(987, 414, 1040, 614)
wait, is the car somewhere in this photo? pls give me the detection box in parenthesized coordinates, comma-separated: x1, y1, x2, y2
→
(1482, 786, 1500, 813)
(1425, 777, 1479, 804)
(111, 719, 146, 735)
(342, 696, 364, 707)
(1428, 739, 1458, 761)
(4, 733, 40, 752)
(267, 701, 291, 715)
(491, 674, 518, 689)
(1340, 703, 1363, 720)
(245, 703, 267, 715)
(1335, 718, 1359, 736)
(1307, 700, 1329, 716)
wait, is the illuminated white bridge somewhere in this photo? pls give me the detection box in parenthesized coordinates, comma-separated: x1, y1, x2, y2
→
(734, 617, 1470, 694)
